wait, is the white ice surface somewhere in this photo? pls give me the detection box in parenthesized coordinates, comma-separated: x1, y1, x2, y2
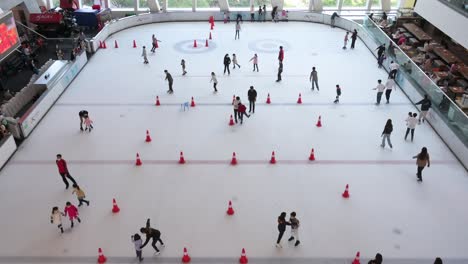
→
(0, 22, 467, 264)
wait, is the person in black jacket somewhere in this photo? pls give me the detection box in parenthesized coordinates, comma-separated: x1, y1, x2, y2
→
(330, 12, 339, 28)
(415, 94, 432, 124)
(223, 54, 231, 75)
(276, 62, 283, 82)
(164, 70, 173, 93)
(381, 119, 393, 148)
(350, 29, 358, 49)
(276, 212, 290, 248)
(368, 253, 383, 264)
(434, 257, 443, 264)
(247, 86, 257, 113)
(79, 110, 88, 131)
(376, 44, 386, 61)
(140, 218, 165, 255)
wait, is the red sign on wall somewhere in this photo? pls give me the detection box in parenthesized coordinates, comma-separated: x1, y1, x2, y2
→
(29, 13, 63, 24)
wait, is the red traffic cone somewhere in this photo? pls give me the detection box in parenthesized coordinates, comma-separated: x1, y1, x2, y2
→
(133, 40, 137, 48)
(191, 97, 196, 107)
(209, 32, 212, 40)
(182, 247, 191, 263)
(193, 40, 197, 48)
(270, 151, 276, 164)
(316, 115, 322, 127)
(229, 115, 235, 126)
(309, 148, 316, 161)
(231, 152, 238, 165)
(179, 151, 186, 164)
(103, 41, 107, 49)
(155, 38, 159, 48)
(136, 153, 142, 166)
(155, 96, 160, 106)
(210, 24, 214, 30)
(97, 248, 107, 263)
(352, 251, 360, 264)
(99, 40, 103, 49)
(342, 184, 350, 198)
(266, 93, 271, 104)
(112, 198, 120, 213)
(239, 248, 248, 264)
(297, 93, 302, 104)
(227, 200, 235, 215)
(205, 39, 209, 47)
(114, 40, 119, 48)
(145, 130, 152, 142)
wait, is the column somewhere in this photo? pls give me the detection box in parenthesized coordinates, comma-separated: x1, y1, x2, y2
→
(192, 0, 196, 11)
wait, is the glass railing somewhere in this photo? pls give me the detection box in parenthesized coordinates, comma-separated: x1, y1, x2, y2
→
(439, 0, 468, 17)
(362, 16, 468, 148)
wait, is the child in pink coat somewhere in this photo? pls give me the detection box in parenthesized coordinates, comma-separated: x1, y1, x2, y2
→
(84, 116, 93, 132)
(64, 201, 81, 228)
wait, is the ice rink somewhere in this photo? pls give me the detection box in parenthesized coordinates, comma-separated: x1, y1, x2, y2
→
(0, 21, 467, 264)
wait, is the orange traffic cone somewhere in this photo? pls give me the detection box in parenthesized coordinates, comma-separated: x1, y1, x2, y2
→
(210, 24, 214, 30)
(309, 148, 316, 161)
(352, 251, 360, 264)
(231, 152, 238, 165)
(145, 130, 152, 142)
(97, 248, 107, 263)
(266, 93, 271, 104)
(270, 151, 276, 164)
(227, 200, 235, 215)
(136, 153, 142, 166)
(342, 184, 350, 198)
(209, 32, 212, 40)
(155, 39, 159, 48)
(182, 247, 191, 263)
(112, 198, 120, 213)
(114, 40, 119, 48)
(229, 115, 235, 126)
(191, 97, 196, 107)
(193, 40, 197, 48)
(239, 248, 248, 264)
(179, 151, 186, 164)
(297, 93, 302, 104)
(103, 41, 107, 49)
(316, 115, 322, 127)
(155, 96, 160, 106)
(99, 41, 103, 49)
(205, 39, 209, 47)
(133, 40, 137, 48)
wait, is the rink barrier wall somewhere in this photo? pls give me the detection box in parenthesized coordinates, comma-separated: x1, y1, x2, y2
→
(87, 12, 463, 169)
(0, 135, 17, 170)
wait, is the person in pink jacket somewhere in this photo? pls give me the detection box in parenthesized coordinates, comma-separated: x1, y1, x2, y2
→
(64, 201, 81, 228)
(249, 54, 259, 72)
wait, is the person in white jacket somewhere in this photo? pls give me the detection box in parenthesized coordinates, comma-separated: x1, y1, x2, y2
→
(405, 112, 418, 142)
(232, 96, 241, 123)
(50, 206, 65, 233)
(385, 77, 396, 104)
(372, 79, 386, 105)
(210, 72, 218, 92)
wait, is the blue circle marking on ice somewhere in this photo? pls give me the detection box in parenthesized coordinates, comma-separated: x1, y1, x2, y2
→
(173, 39, 217, 54)
(248, 39, 291, 53)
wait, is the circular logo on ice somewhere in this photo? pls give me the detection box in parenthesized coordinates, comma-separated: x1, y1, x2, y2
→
(173, 40, 217, 54)
(248, 39, 291, 53)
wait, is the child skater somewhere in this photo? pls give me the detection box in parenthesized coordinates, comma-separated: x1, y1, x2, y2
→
(181, 59, 187, 75)
(333, 84, 342, 103)
(50, 206, 65, 233)
(142, 46, 148, 64)
(249, 54, 259, 72)
(84, 116, 93, 132)
(64, 201, 81, 228)
(343, 32, 349, 49)
(131, 233, 144, 262)
(210, 72, 218, 92)
(72, 184, 90, 207)
(232, 54, 241, 69)
(151, 34, 161, 53)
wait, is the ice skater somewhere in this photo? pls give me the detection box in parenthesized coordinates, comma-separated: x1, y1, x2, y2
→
(380, 119, 393, 149)
(385, 77, 395, 103)
(164, 70, 174, 93)
(368, 253, 383, 264)
(141, 46, 148, 64)
(247, 86, 257, 113)
(223, 54, 231, 75)
(343, 32, 349, 49)
(415, 94, 432, 124)
(330, 12, 339, 27)
(50, 206, 65, 233)
(210, 72, 218, 92)
(405, 113, 418, 142)
(350, 29, 358, 49)
(288, 212, 300, 246)
(237, 102, 250, 124)
(64, 201, 81, 228)
(232, 96, 241, 123)
(232, 54, 241, 69)
(140, 218, 165, 255)
(250, 5, 255, 22)
(131, 233, 144, 262)
(181, 59, 187, 75)
(257, 6, 262, 22)
(377, 53, 386, 68)
(72, 184, 90, 207)
(276, 62, 283, 82)
(249, 54, 259, 72)
(263, 5, 267, 21)
(278, 46, 284, 63)
(151, 34, 161, 52)
(413, 147, 430, 182)
(376, 44, 386, 61)
(56, 154, 77, 189)
(389, 60, 399, 79)
(333, 84, 341, 103)
(309, 67, 319, 90)
(372, 79, 385, 105)
(84, 115, 93, 132)
(276, 212, 290, 248)
(235, 21, 241, 40)
(78, 110, 88, 131)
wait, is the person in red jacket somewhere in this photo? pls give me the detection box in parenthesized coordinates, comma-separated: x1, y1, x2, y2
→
(56, 154, 77, 189)
(237, 103, 250, 124)
(64, 201, 81, 228)
(278, 46, 284, 62)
